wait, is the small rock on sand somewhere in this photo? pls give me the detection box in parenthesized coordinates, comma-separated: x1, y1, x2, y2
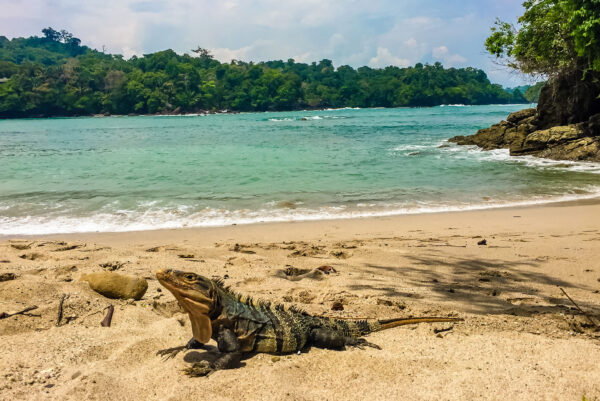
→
(80, 272, 148, 300)
(331, 301, 344, 311)
(0, 272, 17, 282)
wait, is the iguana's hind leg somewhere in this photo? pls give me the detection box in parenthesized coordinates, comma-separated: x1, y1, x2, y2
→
(310, 328, 381, 350)
(344, 336, 381, 350)
(184, 328, 242, 377)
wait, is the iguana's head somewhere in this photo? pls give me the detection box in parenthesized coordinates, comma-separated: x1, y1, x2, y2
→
(155, 269, 218, 343)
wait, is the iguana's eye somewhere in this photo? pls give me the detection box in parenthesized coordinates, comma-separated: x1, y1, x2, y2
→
(185, 274, 195, 281)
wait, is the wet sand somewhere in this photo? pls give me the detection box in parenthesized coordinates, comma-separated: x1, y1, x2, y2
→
(1, 201, 600, 400)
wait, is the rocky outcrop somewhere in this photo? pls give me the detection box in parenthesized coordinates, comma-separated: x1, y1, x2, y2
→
(535, 69, 600, 129)
(449, 71, 600, 162)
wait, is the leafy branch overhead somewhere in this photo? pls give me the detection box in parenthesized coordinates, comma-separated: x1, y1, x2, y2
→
(485, 0, 600, 76)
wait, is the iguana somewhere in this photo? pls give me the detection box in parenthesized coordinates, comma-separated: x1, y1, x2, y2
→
(156, 268, 462, 376)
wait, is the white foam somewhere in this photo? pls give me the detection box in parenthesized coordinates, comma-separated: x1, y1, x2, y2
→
(2, 189, 600, 235)
(153, 113, 207, 117)
(268, 116, 346, 121)
(392, 144, 429, 152)
(440, 143, 600, 174)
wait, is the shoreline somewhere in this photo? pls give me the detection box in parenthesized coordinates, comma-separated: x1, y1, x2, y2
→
(0, 103, 532, 120)
(7, 196, 600, 244)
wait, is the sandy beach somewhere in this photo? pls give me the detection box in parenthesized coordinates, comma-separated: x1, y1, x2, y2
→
(1, 201, 600, 400)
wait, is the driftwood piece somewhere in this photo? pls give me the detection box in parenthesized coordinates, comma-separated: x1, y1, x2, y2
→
(56, 294, 67, 326)
(101, 305, 114, 327)
(560, 287, 600, 329)
(0, 305, 38, 319)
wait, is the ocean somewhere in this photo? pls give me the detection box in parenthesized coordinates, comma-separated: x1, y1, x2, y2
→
(1, 105, 599, 235)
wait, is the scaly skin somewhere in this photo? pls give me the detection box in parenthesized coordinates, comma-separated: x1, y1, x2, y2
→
(155, 269, 462, 376)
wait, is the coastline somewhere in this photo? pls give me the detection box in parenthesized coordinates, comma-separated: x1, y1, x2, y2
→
(0, 102, 532, 120)
(2, 190, 600, 238)
(1, 200, 600, 399)
(4, 195, 600, 243)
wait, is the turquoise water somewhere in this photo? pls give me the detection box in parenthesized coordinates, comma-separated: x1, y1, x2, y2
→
(1, 105, 599, 235)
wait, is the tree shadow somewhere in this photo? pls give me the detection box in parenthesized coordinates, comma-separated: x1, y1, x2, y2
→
(347, 251, 600, 317)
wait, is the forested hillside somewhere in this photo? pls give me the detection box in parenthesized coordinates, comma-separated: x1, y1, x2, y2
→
(0, 29, 527, 118)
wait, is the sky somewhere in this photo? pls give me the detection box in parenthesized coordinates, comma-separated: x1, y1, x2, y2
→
(2, 0, 537, 86)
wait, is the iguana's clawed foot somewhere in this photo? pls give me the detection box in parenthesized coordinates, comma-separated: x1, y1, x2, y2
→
(346, 337, 381, 350)
(183, 360, 213, 377)
(156, 345, 187, 359)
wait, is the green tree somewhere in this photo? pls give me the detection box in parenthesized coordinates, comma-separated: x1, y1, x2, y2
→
(485, 0, 600, 75)
(485, 0, 600, 126)
(523, 81, 546, 101)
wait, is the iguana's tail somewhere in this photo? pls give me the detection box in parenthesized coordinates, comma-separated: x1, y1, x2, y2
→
(340, 316, 462, 336)
(329, 316, 463, 337)
(375, 316, 463, 331)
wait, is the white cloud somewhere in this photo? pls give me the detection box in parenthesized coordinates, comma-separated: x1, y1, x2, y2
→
(292, 52, 312, 63)
(211, 45, 253, 63)
(404, 38, 417, 48)
(369, 47, 411, 68)
(432, 46, 467, 66)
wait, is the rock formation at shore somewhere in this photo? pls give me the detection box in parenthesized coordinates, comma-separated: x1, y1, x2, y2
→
(450, 71, 600, 162)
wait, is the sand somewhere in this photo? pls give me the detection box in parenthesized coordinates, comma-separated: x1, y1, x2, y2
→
(1, 201, 600, 400)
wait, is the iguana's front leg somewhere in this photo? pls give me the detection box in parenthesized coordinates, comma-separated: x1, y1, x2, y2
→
(157, 337, 205, 359)
(184, 328, 242, 377)
(310, 328, 381, 350)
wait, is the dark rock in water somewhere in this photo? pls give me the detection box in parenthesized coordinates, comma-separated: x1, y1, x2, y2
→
(449, 70, 600, 162)
(449, 109, 600, 162)
(277, 200, 297, 209)
(506, 108, 537, 125)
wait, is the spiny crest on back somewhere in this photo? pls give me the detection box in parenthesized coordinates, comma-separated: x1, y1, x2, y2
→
(212, 275, 311, 315)
(287, 304, 310, 316)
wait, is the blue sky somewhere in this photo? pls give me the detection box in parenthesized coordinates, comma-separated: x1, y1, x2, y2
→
(2, 0, 535, 86)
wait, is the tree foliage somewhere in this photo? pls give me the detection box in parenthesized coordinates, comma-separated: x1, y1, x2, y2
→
(524, 81, 546, 101)
(485, 0, 600, 75)
(0, 30, 527, 118)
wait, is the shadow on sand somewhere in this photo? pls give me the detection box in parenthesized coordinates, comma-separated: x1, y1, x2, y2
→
(348, 250, 600, 318)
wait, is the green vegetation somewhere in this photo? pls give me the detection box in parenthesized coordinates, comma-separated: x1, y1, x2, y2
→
(506, 82, 546, 102)
(523, 81, 545, 102)
(485, 0, 600, 76)
(505, 85, 530, 94)
(0, 29, 527, 118)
